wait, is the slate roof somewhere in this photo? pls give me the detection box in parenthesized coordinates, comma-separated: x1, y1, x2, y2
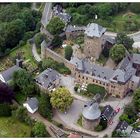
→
(85, 23, 106, 38)
(115, 121, 133, 135)
(53, 5, 71, 24)
(26, 97, 39, 111)
(66, 25, 86, 33)
(116, 121, 128, 131)
(82, 102, 101, 120)
(101, 105, 114, 120)
(70, 57, 84, 71)
(133, 53, 140, 65)
(35, 68, 60, 89)
(102, 35, 116, 45)
(57, 13, 71, 23)
(110, 55, 136, 84)
(70, 57, 114, 81)
(0, 65, 22, 83)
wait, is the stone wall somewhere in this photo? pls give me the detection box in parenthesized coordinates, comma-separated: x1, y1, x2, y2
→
(41, 42, 76, 75)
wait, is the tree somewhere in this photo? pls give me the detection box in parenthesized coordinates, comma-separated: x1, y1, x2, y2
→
(133, 88, 140, 111)
(50, 87, 73, 112)
(38, 93, 53, 120)
(51, 35, 62, 48)
(112, 131, 129, 137)
(0, 103, 11, 117)
(13, 69, 38, 97)
(129, 3, 140, 14)
(109, 44, 126, 63)
(34, 33, 45, 48)
(65, 45, 73, 60)
(0, 82, 15, 104)
(42, 58, 58, 70)
(46, 17, 65, 35)
(31, 121, 49, 137)
(12, 106, 33, 126)
(19, 9, 36, 31)
(12, 106, 27, 122)
(116, 33, 134, 50)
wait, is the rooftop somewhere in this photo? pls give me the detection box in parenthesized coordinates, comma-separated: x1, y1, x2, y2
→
(0, 65, 22, 83)
(26, 97, 39, 111)
(35, 68, 60, 89)
(101, 105, 114, 120)
(66, 25, 86, 33)
(85, 23, 106, 38)
(82, 102, 101, 120)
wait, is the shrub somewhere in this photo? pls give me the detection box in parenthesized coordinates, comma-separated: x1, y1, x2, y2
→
(65, 45, 73, 60)
(38, 93, 53, 121)
(31, 121, 49, 137)
(95, 125, 103, 131)
(87, 84, 105, 96)
(0, 103, 11, 117)
(74, 86, 78, 92)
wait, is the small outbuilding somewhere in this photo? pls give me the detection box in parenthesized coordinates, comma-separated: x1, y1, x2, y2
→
(23, 97, 39, 114)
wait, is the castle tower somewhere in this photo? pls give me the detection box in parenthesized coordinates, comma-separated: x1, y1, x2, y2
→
(82, 102, 101, 130)
(84, 23, 106, 60)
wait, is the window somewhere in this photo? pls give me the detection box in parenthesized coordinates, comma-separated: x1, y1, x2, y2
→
(82, 76, 84, 79)
(86, 77, 88, 80)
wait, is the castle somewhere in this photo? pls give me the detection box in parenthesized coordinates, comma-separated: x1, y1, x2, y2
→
(41, 23, 140, 98)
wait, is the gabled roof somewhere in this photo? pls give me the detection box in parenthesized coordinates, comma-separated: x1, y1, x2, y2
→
(35, 68, 60, 89)
(0, 65, 22, 83)
(82, 102, 101, 120)
(85, 23, 106, 38)
(110, 55, 136, 84)
(133, 53, 140, 65)
(116, 121, 128, 131)
(26, 97, 39, 110)
(66, 25, 86, 33)
(70, 57, 114, 81)
(101, 105, 114, 120)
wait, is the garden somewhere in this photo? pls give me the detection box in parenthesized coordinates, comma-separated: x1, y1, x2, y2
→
(74, 83, 106, 99)
(0, 43, 38, 73)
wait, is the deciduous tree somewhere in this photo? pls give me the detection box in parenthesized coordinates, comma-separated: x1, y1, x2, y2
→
(46, 17, 65, 35)
(109, 44, 126, 63)
(50, 87, 73, 112)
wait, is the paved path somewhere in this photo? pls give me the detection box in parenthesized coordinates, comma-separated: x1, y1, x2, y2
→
(54, 93, 133, 137)
(105, 31, 140, 43)
(32, 43, 42, 62)
(32, 3, 39, 11)
(29, 112, 69, 138)
(41, 3, 52, 27)
(60, 75, 89, 102)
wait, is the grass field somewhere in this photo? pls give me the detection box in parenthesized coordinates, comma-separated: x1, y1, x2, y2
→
(108, 12, 140, 33)
(0, 117, 31, 138)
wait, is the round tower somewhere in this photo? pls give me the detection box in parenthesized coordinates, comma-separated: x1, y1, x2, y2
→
(82, 102, 101, 130)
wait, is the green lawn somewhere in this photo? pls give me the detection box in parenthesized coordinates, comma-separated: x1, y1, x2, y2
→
(0, 117, 31, 138)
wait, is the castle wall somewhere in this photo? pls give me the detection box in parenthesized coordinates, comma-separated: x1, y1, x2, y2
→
(41, 44, 139, 99)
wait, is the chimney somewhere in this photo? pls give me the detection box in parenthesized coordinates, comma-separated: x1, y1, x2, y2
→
(16, 59, 23, 68)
